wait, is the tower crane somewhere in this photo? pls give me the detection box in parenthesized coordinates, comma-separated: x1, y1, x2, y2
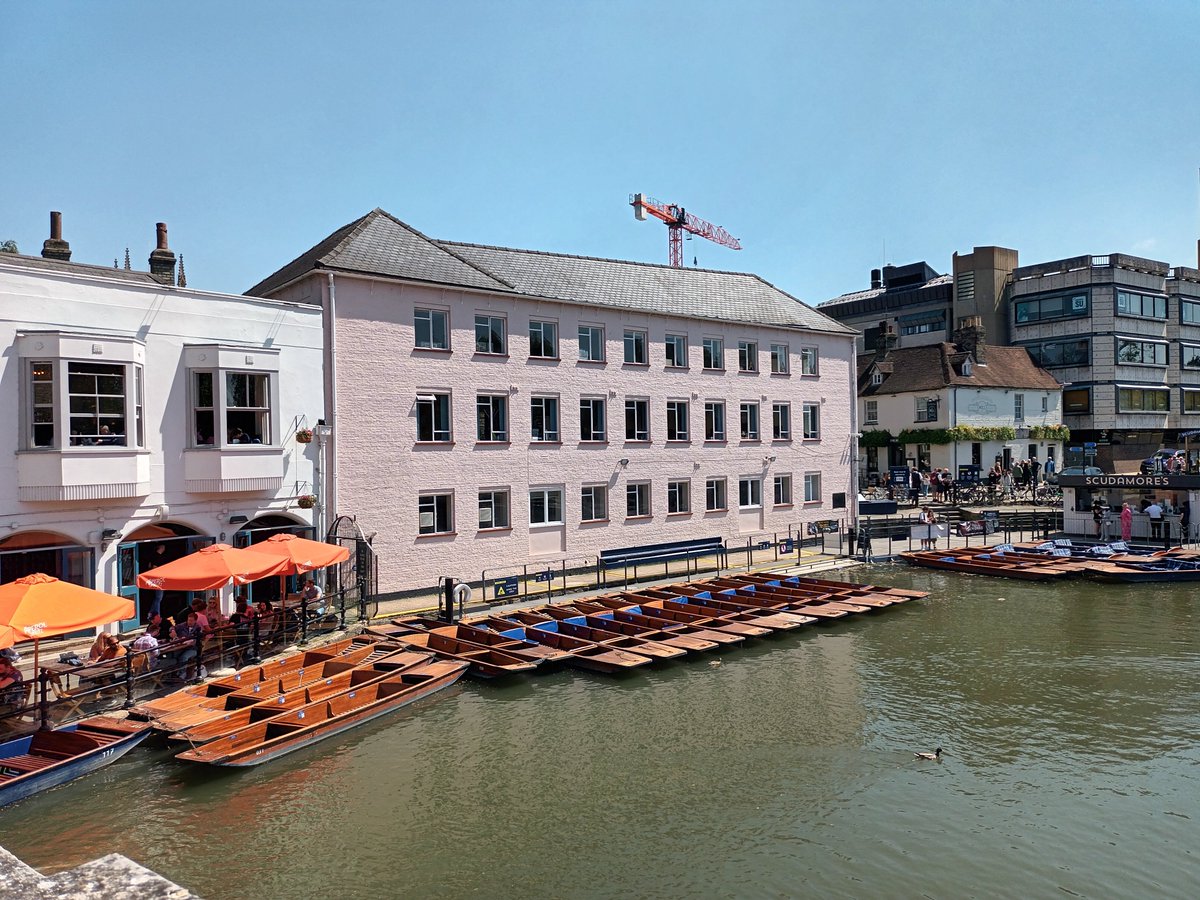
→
(630, 193, 742, 268)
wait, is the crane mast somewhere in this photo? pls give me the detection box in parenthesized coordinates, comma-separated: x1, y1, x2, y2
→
(630, 193, 742, 267)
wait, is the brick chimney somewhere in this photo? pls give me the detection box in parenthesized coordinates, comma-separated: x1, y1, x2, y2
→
(41, 211, 72, 261)
(148, 222, 176, 285)
(954, 315, 987, 365)
(874, 321, 897, 361)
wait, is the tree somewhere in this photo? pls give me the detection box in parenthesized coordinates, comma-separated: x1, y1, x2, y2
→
(0, 240, 18, 254)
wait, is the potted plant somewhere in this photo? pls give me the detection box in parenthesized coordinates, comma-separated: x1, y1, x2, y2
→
(295, 428, 313, 444)
(297, 494, 317, 509)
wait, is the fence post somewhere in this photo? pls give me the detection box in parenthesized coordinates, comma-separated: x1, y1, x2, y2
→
(123, 650, 134, 709)
(338, 587, 347, 632)
(39, 668, 50, 729)
(522, 565, 529, 601)
(249, 615, 261, 665)
(299, 595, 310, 645)
(192, 632, 204, 684)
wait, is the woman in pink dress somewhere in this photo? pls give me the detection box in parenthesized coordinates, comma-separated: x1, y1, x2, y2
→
(1120, 503, 1133, 542)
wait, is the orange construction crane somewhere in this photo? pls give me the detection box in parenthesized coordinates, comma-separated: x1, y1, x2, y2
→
(630, 193, 742, 268)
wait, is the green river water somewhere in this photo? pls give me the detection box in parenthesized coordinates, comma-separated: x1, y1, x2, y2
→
(3, 564, 1200, 899)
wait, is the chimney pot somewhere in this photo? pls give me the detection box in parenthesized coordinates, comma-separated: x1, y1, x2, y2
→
(156, 222, 169, 250)
(41, 210, 72, 261)
(148, 221, 177, 285)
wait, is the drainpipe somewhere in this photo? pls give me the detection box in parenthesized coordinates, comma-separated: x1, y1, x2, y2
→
(849, 343, 859, 531)
(325, 272, 339, 529)
(951, 387, 958, 475)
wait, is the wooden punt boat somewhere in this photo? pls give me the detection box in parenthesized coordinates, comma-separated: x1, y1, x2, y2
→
(735, 574, 910, 607)
(162, 652, 429, 744)
(471, 619, 654, 674)
(367, 619, 568, 665)
(651, 591, 817, 630)
(691, 583, 864, 617)
(174, 659, 468, 767)
(529, 606, 720, 654)
(570, 601, 746, 646)
(388, 631, 540, 678)
(1084, 559, 1200, 583)
(503, 612, 687, 661)
(0, 716, 151, 808)
(166, 652, 433, 745)
(596, 594, 774, 638)
(775, 575, 927, 601)
(129, 635, 382, 721)
(898, 550, 1078, 580)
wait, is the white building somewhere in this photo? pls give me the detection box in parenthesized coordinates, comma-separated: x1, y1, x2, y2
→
(0, 215, 325, 634)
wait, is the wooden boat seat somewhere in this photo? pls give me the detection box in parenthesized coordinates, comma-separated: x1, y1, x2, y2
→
(1, 754, 57, 772)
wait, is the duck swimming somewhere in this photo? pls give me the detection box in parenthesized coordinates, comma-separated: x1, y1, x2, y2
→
(915, 747, 942, 761)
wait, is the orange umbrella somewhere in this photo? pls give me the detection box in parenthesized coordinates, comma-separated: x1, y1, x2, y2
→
(136, 543, 290, 592)
(0, 624, 15, 650)
(243, 534, 350, 574)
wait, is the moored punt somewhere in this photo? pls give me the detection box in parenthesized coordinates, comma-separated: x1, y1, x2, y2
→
(174, 659, 469, 767)
(376, 619, 571, 666)
(528, 605, 720, 654)
(898, 550, 1078, 580)
(696, 582, 869, 616)
(570, 601, 746, 647)
(389, 631, 541, 678)
(1084, 558, 1200, 583)
(734, 574, 906, 607)
(578, 595, 771, 639)
(473, 620, 654, 674)
(772, 574, 927, 601)
(0, 717, 152, 808)
(514, 614, 687, 661)
(652, 590, 817, 630)
(638, 598, 777, 637)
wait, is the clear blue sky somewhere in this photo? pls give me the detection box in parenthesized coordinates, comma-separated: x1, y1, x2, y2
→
(3, 1, 1199, 304)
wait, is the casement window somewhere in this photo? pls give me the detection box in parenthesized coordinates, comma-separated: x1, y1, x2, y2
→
(415, 308, 449, 350)
(530, 396, 560, 442)
(799, 347, 818, 376)
(626, 482, 651, 518)
(416, 393, 452, 443)
(475, 314, 506, 354)
(581, 485, 608, 522)
(1116, 337, 1167, 366)
(1025, 338, 1090, 368)
(665, 334, 687, 368)
(802, 403, 820, 439)
(1116, 290, 1167, 320)
(1014, 393, 1025, 422)
(624, 329, 648, 365)
(579, 325, 605, 362)
(1117, 387, 1169, 412)
(1181, 344, 1200, 371)
(702, 338, 724, 371)
(666, 400, 689, 441)
(770, 343, 790, 375)
(738, 476, 762, 509)
(579, 397, 607, 442)
(772, 403, 791, 440)
(625, 398, 650, 441)
(478, 489, 510, 529)
(705, 478, 727, 511)
(870, 371, 883, 386)
(704, 401, 726, 441)
(774, 474, 792, 506)
(529, 321, 558, 359)
(738, 340, 758, 373)
(1183, 389, 1200, 414)
(667, 480, 690, 514)
(1014, 291, 1089, 324)
(183, 344, 280, 449)
(529, 487, 564, 526)
(739, 402, 760, 440)
(418, 492, 453, 535)
(804, 472, 822, 502)
(476, 394, 508, 442)
(28, 357, 145, 450)
(1184, 299, 1200, 324)
(864, 400, 878, 425)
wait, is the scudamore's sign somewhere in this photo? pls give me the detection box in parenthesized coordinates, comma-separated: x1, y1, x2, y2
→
(1058, 473, 1200, 489)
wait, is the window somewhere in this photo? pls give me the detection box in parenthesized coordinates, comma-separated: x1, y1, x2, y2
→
(1014, 291, 1089, 324)
(1064, 387, 1091, 414)
(1182, 344, 1200, 370)
(1184, 299, 1200, 324)
(529, 321, 558, 359)
(581, 485, 607, 522)
(626, 482, 651, 518)
(899, 312, 946, 336)
(702, 338, 724, 370)
(870, 371, 883, 386)
(418, 493, 453, 535)
(529, 487, 564, 526)
(804, 473, 822, 502)
(579, 325, 605, 362)
(800, 346, 819, 376)
(864, 400, 878, 425)
(1183, 389, 1200, 414)
(476, 394, 508, 442)
(182, 345, 280, 449)
(665, 334, 687, 368)
(29, 362, 55, 447)
(1014, 393, 1024, 422)
(416, 393, 451, 442)
(478, 489, 510, 530)
(667, 480, 690, 514)
(579, 397, 607, 441)
(223, 373, 271, 445)
(1025, 338, 1090, 368)
(414, 308, 449, 350)
(1117, 387, 1169, 412)
(914, 397, 937, 423)
(625, 398, 650, 441)
(1116, 290, 1167, 320)
(1116, 338, 1167, 366)
(475, 315, 506, 354)
(705, 478, 727, 511)
(738, 341, 758, 372)
(44, 361, 140, 448)
(738, 477, 762, 509)
(530, 396, 560, 442)
(772, 403, 791, 440)
(704, 401, 726, 441)
(774, 474, 792, 506)
(624, 330, 648, 365)
(666, 400, 689, 441)
(1041, 395, 1049, 413)
(802, 403, 820, 439)
(770, 343, 790, 375)
(740, 402, 760, 440)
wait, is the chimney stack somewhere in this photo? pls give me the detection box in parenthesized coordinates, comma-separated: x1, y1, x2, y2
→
(954, 315, 987, 365)
(41, 211, 72, 261)
(870, 268, 882, 290)
(148, 222, 177, 285)
(874, 320, 897, 361)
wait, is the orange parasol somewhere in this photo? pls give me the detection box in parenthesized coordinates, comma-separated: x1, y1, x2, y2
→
(243, 533, 350, 574)
(0, 624, 15, 650)
(136, 543, 290, 592)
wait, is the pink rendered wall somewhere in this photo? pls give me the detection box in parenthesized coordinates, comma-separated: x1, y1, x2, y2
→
(329, 275, 856, 593)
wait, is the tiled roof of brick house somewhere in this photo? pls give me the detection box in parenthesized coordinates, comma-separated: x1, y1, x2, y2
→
(857, 343, 1062, 395)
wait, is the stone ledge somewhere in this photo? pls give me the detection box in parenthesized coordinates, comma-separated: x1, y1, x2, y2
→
(1, 845, 200, 899)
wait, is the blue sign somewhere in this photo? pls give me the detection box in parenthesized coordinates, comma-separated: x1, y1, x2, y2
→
(779, 538, 794, 553)
(534, 570, 553, 583)
(756, 540, 771, 551)
(493, 576, 519, 600)
(889, 466, 911, 488)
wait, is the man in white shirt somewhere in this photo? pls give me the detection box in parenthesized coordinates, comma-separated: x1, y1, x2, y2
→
(1145, 501, 1164, 541)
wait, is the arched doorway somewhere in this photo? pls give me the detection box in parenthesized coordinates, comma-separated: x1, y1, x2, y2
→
(232, 515, 314, 604)
(115, 522, 210, 631)
(0, 530, 94, 586)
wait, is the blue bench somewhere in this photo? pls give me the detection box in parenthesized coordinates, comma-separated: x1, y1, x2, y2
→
(599, 536, 726, 581)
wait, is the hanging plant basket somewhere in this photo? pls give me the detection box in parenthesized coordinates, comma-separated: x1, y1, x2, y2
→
(295, 429, 313, 444)
(297, 494, 317, 509)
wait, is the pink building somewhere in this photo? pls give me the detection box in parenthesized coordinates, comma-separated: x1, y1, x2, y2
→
(250, 210, 858, 594)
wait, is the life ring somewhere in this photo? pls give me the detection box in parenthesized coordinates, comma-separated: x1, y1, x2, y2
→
(452, 583, 472, 605)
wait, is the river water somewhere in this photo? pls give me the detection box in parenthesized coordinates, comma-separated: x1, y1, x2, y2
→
(4, 565, 1200, 899)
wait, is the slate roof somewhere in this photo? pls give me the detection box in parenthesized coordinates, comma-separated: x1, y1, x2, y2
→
(248, 208, 855, 335)
(0, 251, 162, 285)
(857, 343, 1062, 395)
(817, 273, 952, 308)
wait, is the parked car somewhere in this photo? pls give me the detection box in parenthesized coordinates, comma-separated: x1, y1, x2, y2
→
(1140, 449, 1185, 474)
(1047, 466, 1103, 484)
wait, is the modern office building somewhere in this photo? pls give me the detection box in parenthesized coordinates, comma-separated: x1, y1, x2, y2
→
(249, 209, 859, 595)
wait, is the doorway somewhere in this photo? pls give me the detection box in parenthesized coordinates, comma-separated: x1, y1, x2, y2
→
(232, 516, 315, 604)
(116, 525, 211, 631)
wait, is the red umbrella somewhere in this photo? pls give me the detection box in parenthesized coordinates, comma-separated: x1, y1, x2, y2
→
(243, 534, 350, 574)
(136, 543, 290, 592)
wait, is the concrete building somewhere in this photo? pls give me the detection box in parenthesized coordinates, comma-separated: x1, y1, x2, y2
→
(249, 209, 858, 595)
(0, 214, 324, 632)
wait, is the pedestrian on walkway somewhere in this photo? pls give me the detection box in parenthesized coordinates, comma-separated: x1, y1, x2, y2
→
(1120, 503, 1133, 542)
(1146, 500, 1164, 542)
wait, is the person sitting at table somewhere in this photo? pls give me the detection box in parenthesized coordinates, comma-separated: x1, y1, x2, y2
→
(189, 598, 213, 634)
(88, 632, 126, 664)
(171, 611, 205, 680)
(130, 622, 160, 669)
(86, 633, 108, 663)
(300, 578, 324, 614)
(229, 597, 254, 627)
(204, 596, 228, 630)
(0, 651, 25, 707)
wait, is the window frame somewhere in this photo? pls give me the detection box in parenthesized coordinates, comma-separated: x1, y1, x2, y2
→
(478, 489, 511, 531)
(704, 400, 726, 442)
(702, 337, 725, 371)
(476, 393, 509, 443)
(529, 320, 559, 360)
(705, 477, 728, 512)
(415, 392, 452, 443)
(739, 401, 760, 441)
(579, 325, 606, 363)
(1181, 343, 1200, 371)
(1063, 386, 1092, 415)
(1183, 299, 1200, 325)
(802, 403, 820, 440)
(580, 484, 608, 523)
(1024, 338, 1090, 368)
(772, 402, 791, 440)
(1014, 393, 1025, 422)
(799, 346, 818, 376)
(738, 476, 762, 509)
(666, 400, 689, 442)
(667, 479, 691, 515)
(1117, 386, 1169, 413)
(1116, 290, 1168, 321)
(625, 481, 652, 519)
(625, 398, 650, 442)
(418, 491, 454, 535)
(665, 334, 688, 369)
(864, 399, 878, 425)
(770, 343, 791, 375)
(1116, 336, 1168, 367)
(579, 396, 607, 442)
(414, 308, 450, 351)
(474, 314, 507, 355)
(530, 395, 561, 443)
(1013, 290, 1090, 325)
(623, 329, 648, 365)
(529, 486, 565, 526)
(1183, 388, 1200, 415)
(804, 472, 822, 503)
(737, 340, 759, 373)
(773, 474, 793, 506)
(181, 344, 281, 450)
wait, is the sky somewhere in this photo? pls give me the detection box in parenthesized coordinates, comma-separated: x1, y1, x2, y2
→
(3, 1, 1200, 305)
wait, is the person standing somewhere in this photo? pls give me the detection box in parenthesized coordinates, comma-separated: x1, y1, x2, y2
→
(1145, 499, 1164, 542)
(1044, 456, 1056, 482)
(147, 543, 167, 621)
(1120, 503, 1133, 542)
(908, 468, 921, 507)
(1092, 497, 1108, 539)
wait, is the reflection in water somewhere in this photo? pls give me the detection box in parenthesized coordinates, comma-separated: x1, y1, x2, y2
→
(4, 568, 1200, 899)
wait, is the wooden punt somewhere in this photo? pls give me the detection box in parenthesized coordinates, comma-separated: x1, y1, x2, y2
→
(585, 594, 770, 639)
(370, 620, 570, 666)
(570, 601, 746, 647)
(166, 652, 433, 745)
(174, 659, 468, 767)
(0, 716, 151, 808)
(735, 574, 909, 607)
(505, 613, 687, 661)
(652, 590, 818, 630)
(1084, 559, 1200, 583)
(129, 635, 384, 721)
(388, 631, 540, 678)
(440, 617, 654, 675)
(777, 575, 927, 601)
(529, 606, 719, 654)
(636, 598, 776, 637)
(898, 550, 1077, 580)
(691, 583, 865, 617)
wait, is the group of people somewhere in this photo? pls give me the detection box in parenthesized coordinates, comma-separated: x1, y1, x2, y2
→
(1093, 496, 1190, 543)
(917, 505, 942, 550)
(985, 459, 1046, 499)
